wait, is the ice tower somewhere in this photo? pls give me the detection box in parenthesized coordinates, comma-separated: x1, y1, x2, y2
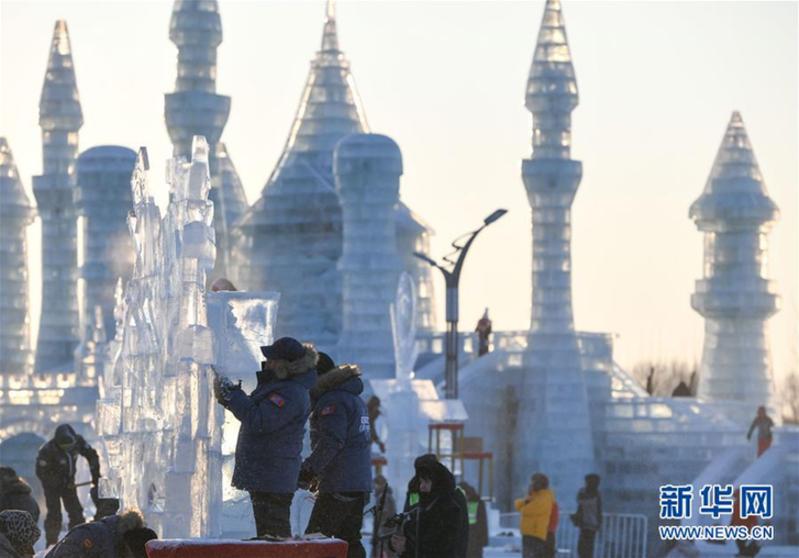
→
(75, 146, 136, 343)
(165, 0, 248, 281)
(0, 139, 36, 376)
(234, 1, 436, 352)
(690, 112, 779, 419)
(335, 134, 404, 377)
(518, 0, 595, 497)
(33, 20, 83, 372)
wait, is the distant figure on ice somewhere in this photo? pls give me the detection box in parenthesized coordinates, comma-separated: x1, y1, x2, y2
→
(300, 353, 372, 558)
(571, 474, 602, 558)
(371, 475, 397, 558)
(515, 472, 555, 558)
(645, 366, 655, 395)
(747, 406, 775, 457)
(475, 309, 492, 356)
(213, 337, 318, 538)
(458, 481, 488, 558)
(390, 460, 463, 558)
(210, 277, 237, 292)
(0, 510, 39, 558)
(0, 467, 39, 521)
(45, 508, 157, 558)
(36, 424, 101, 546)
(367, 396, 386, 454)
(403, 454, 469, 558)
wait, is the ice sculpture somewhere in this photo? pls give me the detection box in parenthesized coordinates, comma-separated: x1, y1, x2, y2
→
(518, 0, 595, 500)
(335, 133, 404, 378)
(0, 138, 36, 376)
(96, 136, 278, 538)
(165, 0, 248, 282)
(690, 112, 779, 422)
(33, 19, 83, 372)
(233, 1, 436, 351)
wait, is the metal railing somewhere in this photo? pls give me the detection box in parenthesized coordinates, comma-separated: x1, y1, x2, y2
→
(498, 510, 648, 558)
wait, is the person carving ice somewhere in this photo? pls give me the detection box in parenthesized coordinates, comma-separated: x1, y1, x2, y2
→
(36, 424, 101, 546)
(213, 336, 317, 538)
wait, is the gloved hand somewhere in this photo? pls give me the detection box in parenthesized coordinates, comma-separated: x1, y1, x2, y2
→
(212, 369, 238, 406)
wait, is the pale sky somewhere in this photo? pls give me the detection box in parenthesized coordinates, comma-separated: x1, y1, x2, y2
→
(1, 0, 797, 382)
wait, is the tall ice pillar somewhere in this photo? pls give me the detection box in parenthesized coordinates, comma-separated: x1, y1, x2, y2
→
(0, 139, 36, 376)
(33, 20, 83, 372)
(690, 112, 779, 420)
(517, 0, 595, 499)
(334, 133, 404, 377)
(165, 0, 247, 281)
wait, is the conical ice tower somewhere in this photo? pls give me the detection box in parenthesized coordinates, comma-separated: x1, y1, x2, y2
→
(33, 20, 83, 372)
(165, 0, 248, 282)
(690, 112, 779, 420)
(234, 1, 436, 352)
(0, 139, 36, 376)
(517, 0, 595, 500)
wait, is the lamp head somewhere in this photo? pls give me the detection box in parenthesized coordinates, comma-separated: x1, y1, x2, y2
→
(483, 208, 508, 225)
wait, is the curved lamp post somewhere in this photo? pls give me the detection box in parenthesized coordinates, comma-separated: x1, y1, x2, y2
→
(414, 208, 507, 399)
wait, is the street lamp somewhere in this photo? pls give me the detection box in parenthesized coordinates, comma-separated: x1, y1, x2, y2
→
(414, 208, 508, 399)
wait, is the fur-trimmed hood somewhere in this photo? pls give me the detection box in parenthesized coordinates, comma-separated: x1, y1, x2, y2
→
(311, 364, 362, 400)
(115, 509, 145, 536)
(269, 344, 319, 380)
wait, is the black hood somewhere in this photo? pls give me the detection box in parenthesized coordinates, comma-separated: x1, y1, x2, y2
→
(415, 460, 455, 497)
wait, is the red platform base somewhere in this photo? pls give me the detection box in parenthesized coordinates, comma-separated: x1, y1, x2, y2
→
(146, 538, 348, 558)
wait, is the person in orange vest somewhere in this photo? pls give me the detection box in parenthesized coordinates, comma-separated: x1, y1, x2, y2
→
(747, 406, 774, 457)
(514, 473, 555, 558)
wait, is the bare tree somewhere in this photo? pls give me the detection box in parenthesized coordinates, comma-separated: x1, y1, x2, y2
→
(631, 359, 698, 397)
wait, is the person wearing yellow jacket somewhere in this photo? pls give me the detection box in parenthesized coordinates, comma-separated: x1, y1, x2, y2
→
(514, 473, 555, 558)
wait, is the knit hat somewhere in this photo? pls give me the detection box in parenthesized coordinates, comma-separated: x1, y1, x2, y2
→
(261, 337, 306, 361)
(0, 510, 40, 556)
(122, 527, 158, 558)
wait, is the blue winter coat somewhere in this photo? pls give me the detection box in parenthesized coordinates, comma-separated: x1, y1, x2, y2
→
(303, 365, 372, 493)
(46, 511, 143, 558)
(226, 355, 317, 493)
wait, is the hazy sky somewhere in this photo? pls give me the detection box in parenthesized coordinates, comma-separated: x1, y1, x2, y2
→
(1, 0, 796, 382)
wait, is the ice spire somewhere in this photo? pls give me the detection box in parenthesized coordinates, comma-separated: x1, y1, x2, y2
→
(0, 138, 36, 376)
(517, 0, 595, 503)
(690, 112, 779, 418)
(33, 19, 83, 372)
(526, 0, 578, 159)
(165, 0, 247, 281)
(232, 1, 369, 350)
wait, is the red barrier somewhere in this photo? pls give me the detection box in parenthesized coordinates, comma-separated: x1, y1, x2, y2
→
(146, 538, 348, 558)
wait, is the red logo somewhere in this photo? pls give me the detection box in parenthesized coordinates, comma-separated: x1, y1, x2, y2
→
(321, 404, 336, 416)
(82, 538, 93, 549)
(268, 393, 286, 408)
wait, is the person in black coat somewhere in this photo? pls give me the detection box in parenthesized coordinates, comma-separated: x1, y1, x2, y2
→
(391, 460, 464, 558)
(213, 337, 318, 539)
(45, 509, 157, 558)
(301, 353, 372, 558)
(403, 454, 469, 558)
(0, 467, 39, 521)
(36, 424, 101, 546)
